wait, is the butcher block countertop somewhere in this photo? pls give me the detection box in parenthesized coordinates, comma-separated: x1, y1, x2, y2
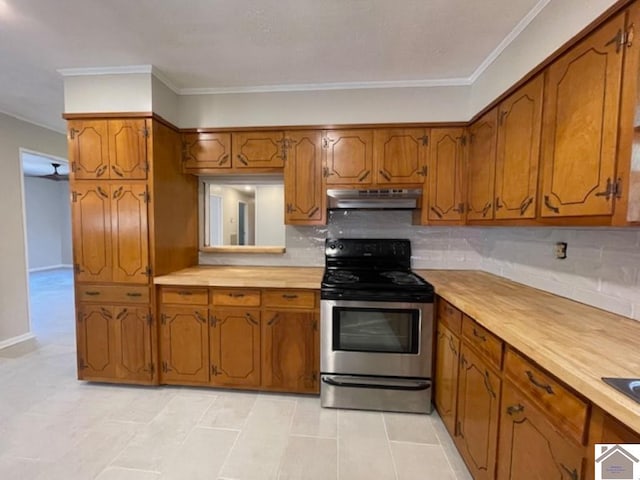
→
(154, 266, 324, 289)
(417, 269, 640, 435)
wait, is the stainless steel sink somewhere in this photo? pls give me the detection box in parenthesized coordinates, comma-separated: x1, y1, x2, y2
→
(602, 377, 640, 404)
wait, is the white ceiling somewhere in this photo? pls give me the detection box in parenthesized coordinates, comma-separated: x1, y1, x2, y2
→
(22, 151, 69, 177)
(0, 0, 545, 133)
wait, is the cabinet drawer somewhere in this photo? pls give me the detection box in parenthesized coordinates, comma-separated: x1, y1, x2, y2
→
(76, 284, 149, 304)
(462, 315, 503, 369)
(504, 348, 588, 443)
(437, 298, 462, 334)
(263, 290, 316, 309)
(161, 287, 209, 305)
(211, 289, 261, 307)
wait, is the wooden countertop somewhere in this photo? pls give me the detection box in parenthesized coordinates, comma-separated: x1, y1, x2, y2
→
(417, 269, 640, 435)
(154, 266, 324, 289)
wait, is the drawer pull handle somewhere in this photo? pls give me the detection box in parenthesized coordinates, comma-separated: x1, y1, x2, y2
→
(177, 291, 193, 296)
(447, 336, 458, 357)
(483, 370, 496, 398)
(116, 308, 128, 320)
(560, 464, 578, 480)
(126, 292, 142, 297)
(84, 291, 100, 296)
(268, 313, 280, 326)
(282, 294, 298, 299)
(195, 312, 206, 324)
(472, 328, 487, 342)
(245, 313, 259, 325)
(506, 404, 524, 416)
(229, 293, 245, 298)
(526, 370, 554, 394)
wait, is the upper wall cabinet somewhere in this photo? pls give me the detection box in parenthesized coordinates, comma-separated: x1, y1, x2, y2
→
(182, 132, 231, 171)
(373, 128, 429, 185)
(322, 129, 374, 185)
(424, 127, 466, 224)
(284, 130, 325, 225)
(232, 131, 286, 170)
(540, 12, 626, 218)
(68, 119, 149, 180)
(494, 75, 544, 220)
(466, 109, 498, 221)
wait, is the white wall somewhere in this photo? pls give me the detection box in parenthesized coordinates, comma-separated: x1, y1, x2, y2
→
(0, 113, 67, 347)
(255, 185, 285, 246)
(63, 73, 152, 114)
(23, 177, 72, 270)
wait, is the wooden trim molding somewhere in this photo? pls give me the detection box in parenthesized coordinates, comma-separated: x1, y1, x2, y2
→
(200, 246, 286, 254)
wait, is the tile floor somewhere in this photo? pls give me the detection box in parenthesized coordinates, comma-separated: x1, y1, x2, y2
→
(0, 268, 472, 480)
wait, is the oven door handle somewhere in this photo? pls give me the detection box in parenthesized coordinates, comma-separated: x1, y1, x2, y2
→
(321, 375, 431, 391)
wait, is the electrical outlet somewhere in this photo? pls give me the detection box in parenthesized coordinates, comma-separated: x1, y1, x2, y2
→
(554, 242, 567, 259)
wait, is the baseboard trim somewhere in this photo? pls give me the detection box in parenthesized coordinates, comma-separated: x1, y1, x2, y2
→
(0, 332, 35, 351)
(29, 264, 72, 272)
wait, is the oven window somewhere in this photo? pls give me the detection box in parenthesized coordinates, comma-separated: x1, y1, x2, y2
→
(333, 307, 419, 354)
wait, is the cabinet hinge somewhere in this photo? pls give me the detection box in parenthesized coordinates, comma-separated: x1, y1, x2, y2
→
(146, 313, 153, 326)
(140, 190, 150, 203)
(142, 127, 150, 138)
(73, 263, 84, 274)
(78, 357, 88, 370)
(148, 362, 155, 376)
(322, 137, 329, 149)
(460, 136, 467, 146)
(71, 191, 79, 202)
(613, 177, 623, 199)
(69, 128, 79, 140)
(211, 364, 220, 376)
(71, 161, 77, 173)
(161, 313, 168, 325)
(161, 361, 171, 373)
(313, 320, 318, 331)
(144, 266, 152, 277)
(417, 134, 429, 146)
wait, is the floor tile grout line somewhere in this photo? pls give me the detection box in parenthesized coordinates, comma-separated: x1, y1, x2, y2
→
(215, 427, 243, 479)
(382, 412, 400, 480)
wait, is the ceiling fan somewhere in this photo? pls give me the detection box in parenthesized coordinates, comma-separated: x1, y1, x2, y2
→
(42, 162, 69, 181)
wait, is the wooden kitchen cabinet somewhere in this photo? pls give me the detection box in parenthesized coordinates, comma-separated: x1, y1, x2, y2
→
(71, 182, 150, 284)
(76, 304, 154, 383)
(424, 128, 466, 224)
(495, 75, 543, 220)
(209, 308, 261, 387)
(540, 12, 625, 218)
(322, 129, 374, 185)
(497, 380, 585, 480)
(68, 118, 148, 180)
(434, 321, 461, 437)
(467, 109, 498, 221)
(456, 342, 501, 480)
(262, 309, 319, 393)
(160, 305, 210, 385)
(283, 130, 325, 225)
(231, 131, 285, 170)
(373, 128, 429, 185)
(182, 132, 231, 171)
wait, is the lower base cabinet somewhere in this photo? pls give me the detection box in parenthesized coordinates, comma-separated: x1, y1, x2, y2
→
(434, 322, 460, 436)
(497, 381, 584, 480)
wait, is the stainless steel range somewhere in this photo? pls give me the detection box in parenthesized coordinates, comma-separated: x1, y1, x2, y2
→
(320, 238, 435, 414)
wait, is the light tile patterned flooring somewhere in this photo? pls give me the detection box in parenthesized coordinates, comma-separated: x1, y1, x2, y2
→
(0, 268, 472, 480)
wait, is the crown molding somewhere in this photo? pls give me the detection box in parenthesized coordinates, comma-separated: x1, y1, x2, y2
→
(57, 65, 154, 77)
(0, 108, 66, 134)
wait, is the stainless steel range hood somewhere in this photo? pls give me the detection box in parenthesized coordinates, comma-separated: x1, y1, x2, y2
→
(327, 188, 421, 210)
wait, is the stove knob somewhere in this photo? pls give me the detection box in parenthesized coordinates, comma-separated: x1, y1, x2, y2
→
(338, 244, 344, 249)
(329, 244, 336, 250)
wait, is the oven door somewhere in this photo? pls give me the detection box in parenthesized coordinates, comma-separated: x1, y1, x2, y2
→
(320, 299, 433, 378)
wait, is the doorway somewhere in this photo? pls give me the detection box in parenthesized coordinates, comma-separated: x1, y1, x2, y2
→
(238, 201, 248, 245)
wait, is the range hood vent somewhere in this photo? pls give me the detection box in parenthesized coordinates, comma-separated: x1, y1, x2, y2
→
(327, 188, 421, 210)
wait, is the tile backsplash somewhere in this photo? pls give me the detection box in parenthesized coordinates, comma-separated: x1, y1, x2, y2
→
(200, 210, 640, 321)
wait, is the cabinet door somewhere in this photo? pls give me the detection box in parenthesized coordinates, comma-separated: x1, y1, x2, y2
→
(210, 309, 261, 387)
(113, 306, 154, 382)
(540, 13, 625, 217)
(373, 128, 429, 185)
(262, 310, 319, 393)
(107, 119, 148, 179)
(467, 109, 498, 221)
(495, 75, 544, 220)
(284, 130, 325, 225)
(68, 120, 109, 180)
(456, 343, 501, 480)
(497, 381, 584, 480)
(426, 128, 466, 222)
(434, 323, 460, 437)
(232, 131, 285, 169)
(160, 306, 210, 384)
(323, 129, 373, 185)
(110, 184, 150, 284)
(71, 183, 112, 283)
(182, 132, 231, 171)
(76, 304, 117, 380)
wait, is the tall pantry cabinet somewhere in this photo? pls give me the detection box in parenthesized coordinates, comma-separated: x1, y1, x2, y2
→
(67, 115, 198, 384)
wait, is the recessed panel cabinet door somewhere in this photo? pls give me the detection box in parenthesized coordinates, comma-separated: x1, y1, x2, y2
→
(108, 119, 148, 179)
(497, 381, 584, 480)
(160, 306, 210, 384)
(284, 130, 325, 224)
(110, 184, 149, 284)
(467, 109, 498, 221)
(68, 120, 110, 180)
(373, 128, 428, 184)
(540, 12, 625, 217)
(232, 131, 285, 169)
(210, 309, 261, 387)
(495, 75, 544, 220)
(71, 183, 112, 283)
(434, 323, 460, 437)
(182, 132, 231, 170)
(76, 305, 116, 379)
(262, 310, 319, 393)
(427, 128, 466, 222)
(114, 306, 153, 382)
(456, 344, 501, 480)
(323, 129, 374, 185)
